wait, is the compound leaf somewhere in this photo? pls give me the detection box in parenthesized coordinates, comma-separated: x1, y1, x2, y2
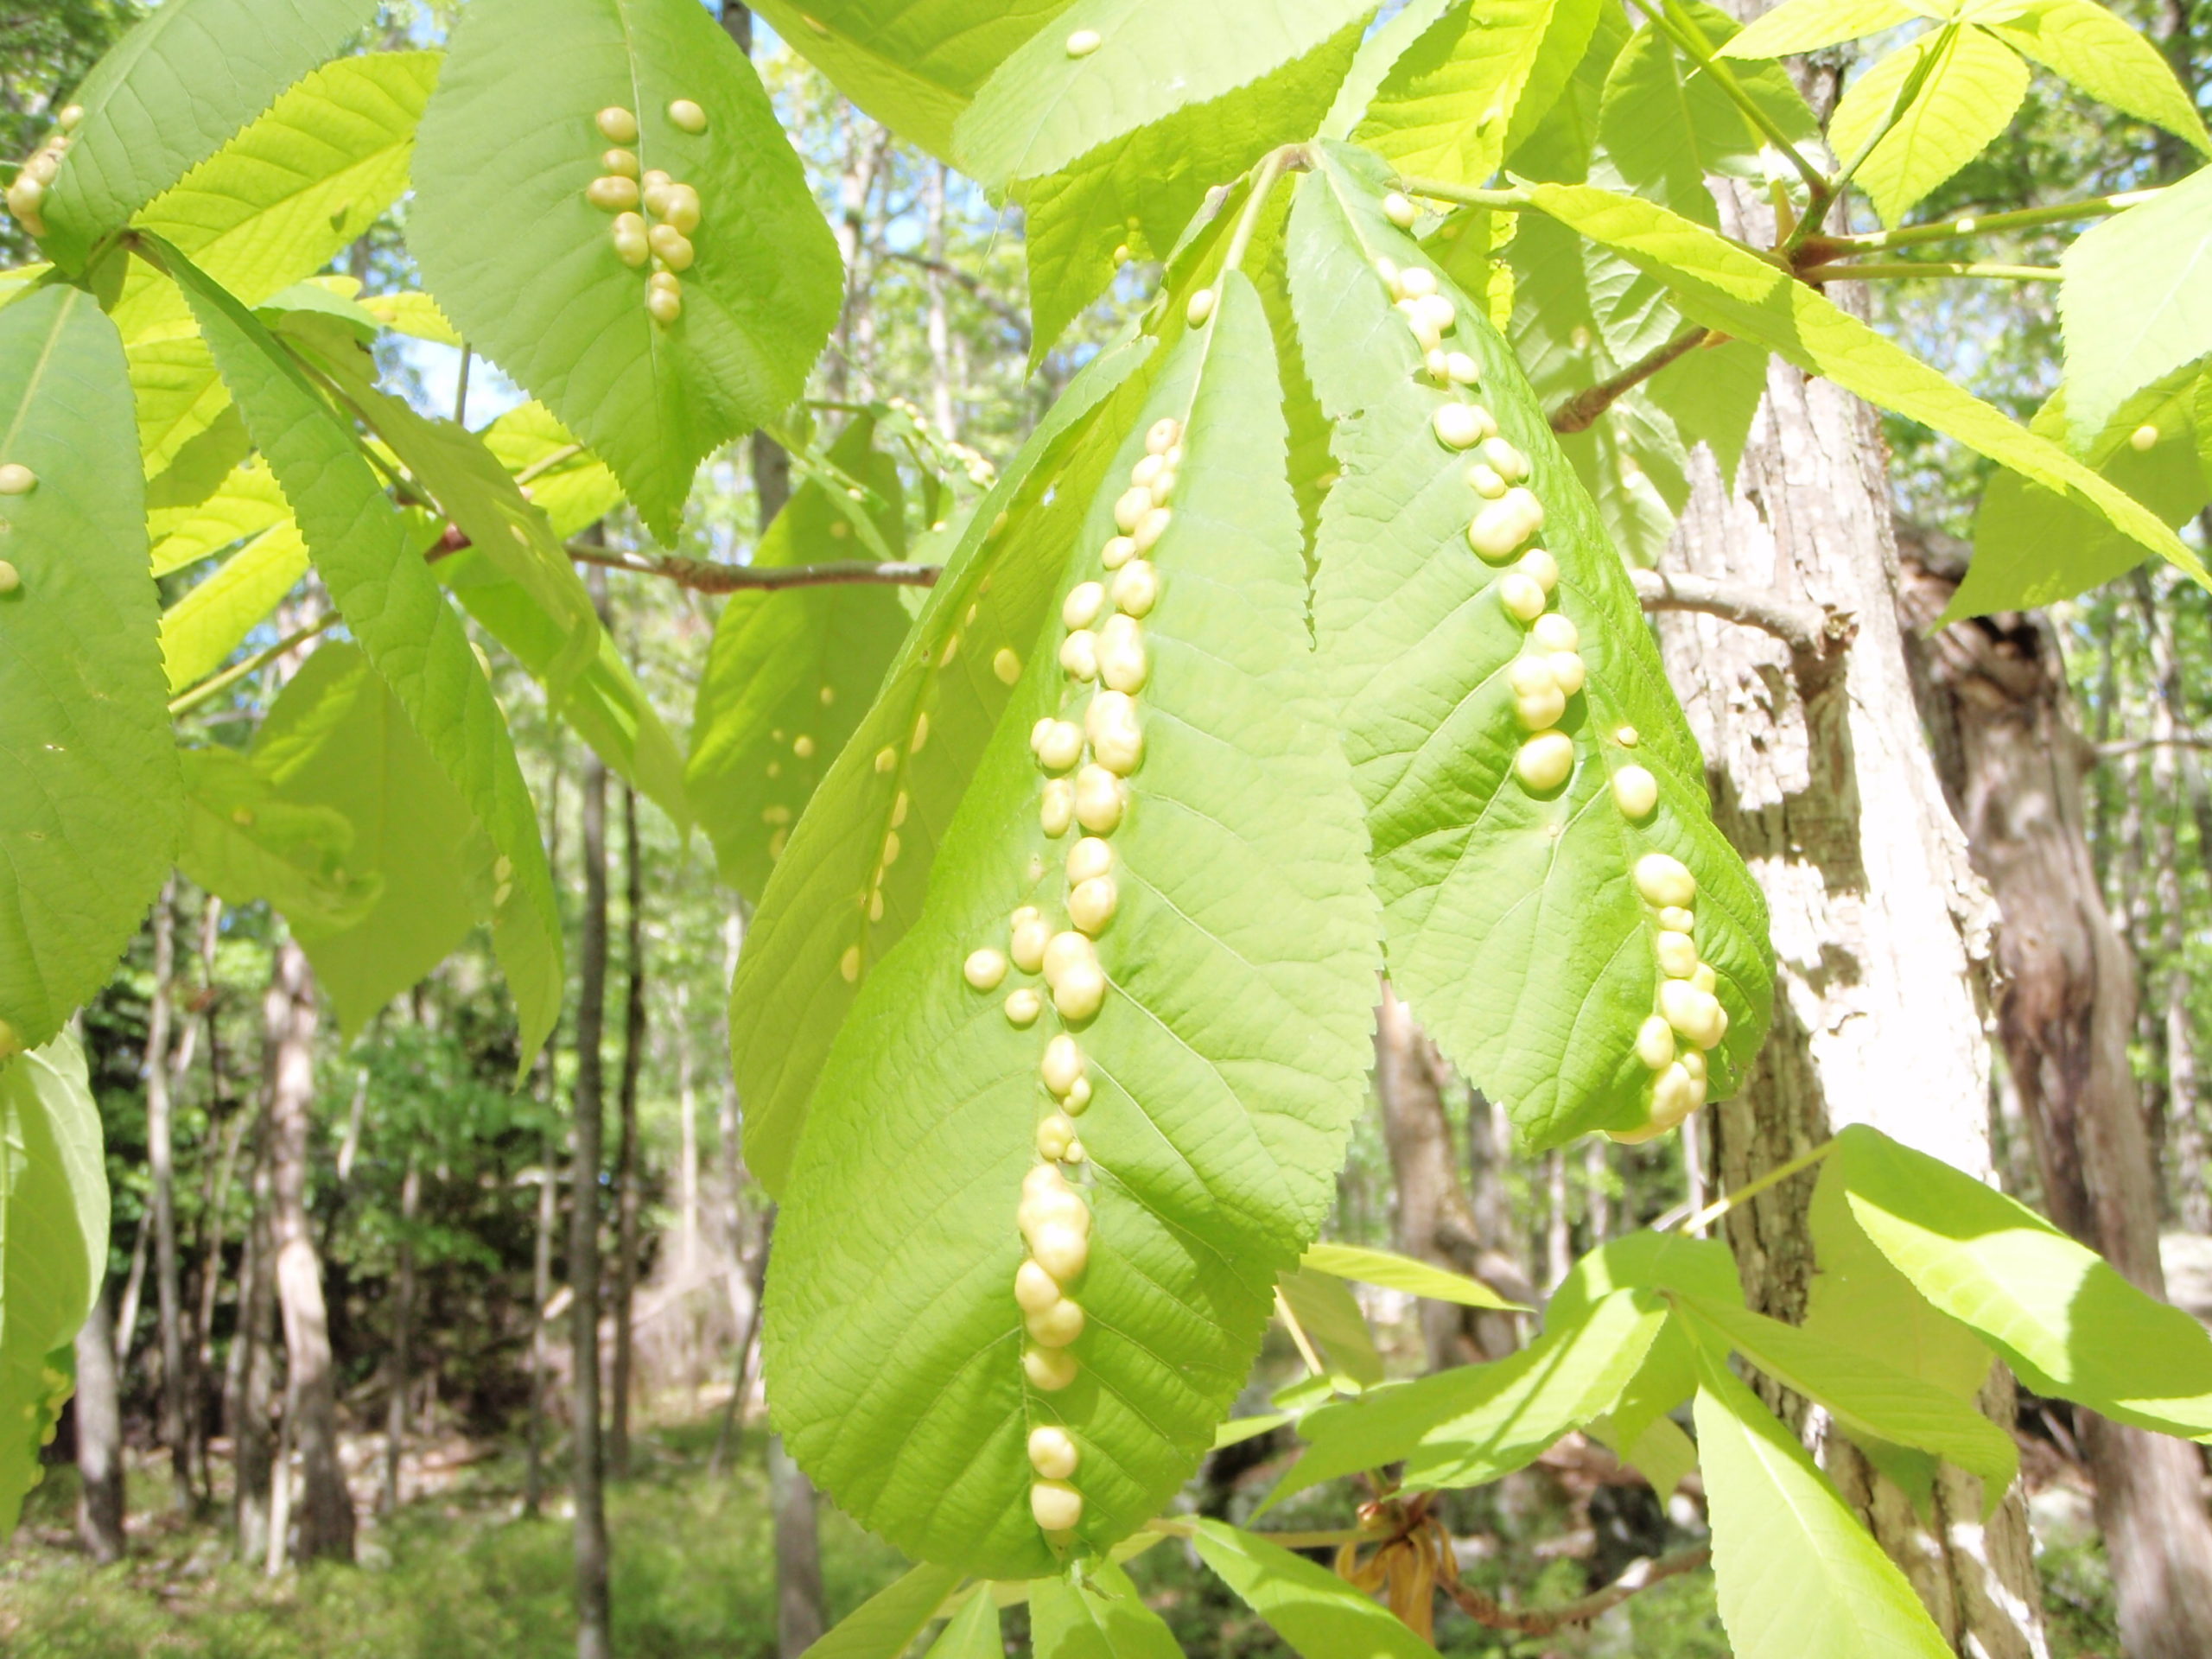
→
(0, 285, 180, 1054)
(1192, 1520, 1441, 1657)
(762, 276, 1378, 1577)
(1827, 26, 2026, 226)
(410, 0, 840, 542)
(1294, 143, 1773, 1147)
(1354, 0, 1571, 189)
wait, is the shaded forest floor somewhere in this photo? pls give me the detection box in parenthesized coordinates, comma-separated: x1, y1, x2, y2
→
(0, 1412, 2128, 1657)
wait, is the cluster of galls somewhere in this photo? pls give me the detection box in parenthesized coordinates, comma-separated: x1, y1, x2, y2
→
(587, 101, 709, 326)
(5, 104, 84, 237)
(0, 461, 38, 595)
(1611, 853, 1727, 1143)
(959, 416, 1182, 1541)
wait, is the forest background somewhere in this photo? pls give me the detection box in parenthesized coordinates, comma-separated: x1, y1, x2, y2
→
(2, 0, 2210, 1655)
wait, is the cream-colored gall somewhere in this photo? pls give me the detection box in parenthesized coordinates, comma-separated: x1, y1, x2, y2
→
(1516, 686, 1567, 731)
(1032, 1478, 1084, 1531)
(1067, 836, 1115, 885)
(1024, 1346, 1078, 1391)
(1026, 1299, 1085, 1347)
(1040, 778, 1076, 836)
(662, 183, 703, 234)
(1064, 581, 1106, 629)
(1468, 487, 1545, 561)
(1102, 535, 1137, 570)
(1657, 905, 1695, 933)
(649, 223, 695, 270)
(1635, 1014, 1676, 1071)
(1548, 651, 1586, 696)
(1074, 765, 1123, 834)
(1478, 436, 1529, 481)
(1096, 614, 1147, 693)
(1433, 404, 1485, 449)
(0, 462, 36, 497)
(1466, 464, 1507, 499)
(1032, 1219, 1090, 1282)
(1036, 1113, 1077, 1160)
(964, 949, 1008, 991)
(1113, 488, 1152, 534)
(1066, 27, 1103, 54)
(1507, 655, 1557, 698)
(1060, 629, 1099, 682)
(1069, 876, 1117, 936)
(1633, 852, 1697, 908)
(994, 647, 1022, 684)
(668, 98, 708, 132)
(1053, 963, 1108, 1022)
(1042, 1033, 1085, 1096)
(1005, 988, 1044, 1027)
(646, 283, 683, 324)
(0, 560, 18, 594)
(1516, 731, 1574, 791)
(1398, 265, 1439, 299)
(595, 106, 639, 142)
(1086, 691, 1143, 774)
(1655, 930, 1698, 978)
(1531, 613, 1578, 652)
(1446, 351, 1480, 385)
(1611, 765, 1658, 818)
(1015, 1260, 1063, 1313)
(2131, 423, 2160, 452)
(1497, 572, 1547, 622)
(1146, 418, 1181, 455)
(1036, 720, 1084, 772)
(1028, 1426, 1080, 1480)
(1012, 912, 1052, 975)
(1110, 559, 1159, 618)
(1186, 287, 1217, 325)
(1383, 190, 1418, 228)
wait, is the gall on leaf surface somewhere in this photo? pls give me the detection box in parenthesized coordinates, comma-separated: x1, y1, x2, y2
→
(0, 1033, 108, 1534)
(689, 413, 912, 899)
(0, 286, 181, 1054)
(35, 0, 382, 269)
(162, 241, 563, 1068)
(761, 276, 1378, 1577)
(408, 0, 840, 543)
(1291, 143, 1774, 1149)
(729, 333, 1155, 1200)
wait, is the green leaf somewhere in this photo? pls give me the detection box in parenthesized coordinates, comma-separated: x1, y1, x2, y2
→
(1989, 0, 2211, 153)
(176, 744, 382, 934)
(1278, 1265, 1388, 1388)
(1549, 1228, 1744, 1319)
(1598, 6, 1821, 225)
(952, 0, 1376, 189)
(1018, 20, 1366, 359)
(1827, 26, 2028, 226)
(1611, 1411, 1698, 1495)
(1956, 365, 2208, 614)
(762, 278, 1378, 1577)
(1645, 335, 1768, 490)
(747, 0, 1080, 163)
(1522, 179, 2210, 595)
(730, 332, 1155, 1199)
(1191, 1519, 1440, 1656)
(924, 1586, 1002, 1659)
(1320, 0, 1459, 139)
(37, 0, 382, 269)
(1215, 1412, 1294, 1448)
(1693, 1355, 1954, 1659)
(2058, 163, 2212, 448)
(802, 1560, 965, 1658)
(145, 404, 251, 516)
(409, 0, 841, 543)
(1677, 1294, 2018, 1508)
(360, 290, 461, 348)
(1293, 145, 1775, 1147)
(150, 461, 291, 576)
(1300, 1241, 1529, 1310)
(158, 519, 310, 691)
(1504, 0, 1632, 181)
(689, 416, 913, 898)
(480, 404, 625, 539)
(1031, 1562, 1182, 1659)
(129, 334, 232, 479)
(1835, 1123, 2212, 1439)
(0, 1033, 108, 1533)
(1271, 1288, 1668, 1508)
(162, 239, 563, 1066)
(1353, 0, 1566, 189)
(0, 286, 181, 1054)
(1720, 0, 1921, 56)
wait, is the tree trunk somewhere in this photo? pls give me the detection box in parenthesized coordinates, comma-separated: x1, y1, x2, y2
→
(571, 741, 613, 1659)
(143, 878, 193, 1512)
(677, 982, 699, 1282)
(1373, 986, 1532, 1367)
(1582, 1138, 1612, 1244)
(73, 1285, 125, 1562)
(526, 1134, 558, 1521)
(1654, 273, 2047, 1656)
(112, 1208, 147, 1367)
(265, 938, 354, 1563)
(231, 1083, 277, 1561)
(770, 1434, 827, 1656)
(1897, 550, 2212, 1659)
(190, 892, 231, 1497)
(925, 162, 956, 438)
(381, 1151, 420, 1515)
(609, 785, 646, 1478)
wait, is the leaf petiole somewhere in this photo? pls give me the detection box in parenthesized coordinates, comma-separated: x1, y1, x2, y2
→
(1680, 1136, 1838, 1235)
(1641, 0, 1827, 198)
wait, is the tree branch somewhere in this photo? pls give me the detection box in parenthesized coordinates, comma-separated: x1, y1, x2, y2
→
(1444, 1545, 1713, 1635)
(1796, 260, 2063, 283)
(879, 249, 1031, 346)
(563, 542, 942, 593)
(1550, 327, 1710, 433)
(1797, 188, 2161, 259)
(1632, 569, 1851, 658)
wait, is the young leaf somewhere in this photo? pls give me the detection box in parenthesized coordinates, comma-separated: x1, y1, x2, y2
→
(1300, 1241, 1529, 1310)
(1548, 1228, 1744, 1319)
(150, 460, 288, 575)
(1504, 0, 1632, 182)
(158, 520, 310, 691)
(2058, 163, 2212, 449)
(803, 1560, 965, 1659)
(35, 0, 382, 269)
(1988, 0, 2211, 155)
(1835, 1123, 2212, 1439)
(130, 334, 232, 479)
(1957, 365, 2207, 615)
(1269, 1288, 1668, 1508)
(728, 334, 1155, 1199)
(480, 404, 624, 539)
(1521, 179, 2209, 600)
(0, 286, 181, 1055)
(1353, 0, 1570, 189)
(1293, 143, 1775, 1147)
(0, 1033, 108, 1534)
(689, 415, 913, 899)
(761, 277, 1379, 1577)
(1693, 1354, 1954, 1659)
(1320, 0, 1459, 138)
(925, 1586, 1002, 1659)
(1192, 1519, 1441, 1657)
(1677, 1294, 2018, 1507)
(952, 0, 1376, 190)
(162, 240, 563, 1065)
(1826, 26, 2027, 226)
(1719, 0, 1920, 58)
(409, 0, 841, 543)
(175, 746, 382, 935)
(1031, 1561, 1181, 1659)
(745, 0, 1080, 163)
(1278, 1266, 1389, 1388)
(1606, 1411, 1698, 1496)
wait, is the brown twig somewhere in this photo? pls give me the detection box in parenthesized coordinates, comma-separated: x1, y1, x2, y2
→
(1631, 568, 1850, 658)
(1550, 327, 1711, 434)
(1442, 1544, 1712, 1635)
(562, 543, 942, 593)
(880, 249, 1031, 345)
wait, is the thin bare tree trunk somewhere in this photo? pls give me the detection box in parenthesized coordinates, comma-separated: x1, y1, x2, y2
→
(381, 1151, 420, 1515)
(1655, 245, 2046, 1655)
(1582, 1139, 1612, 1246)
(1542, 1152, 1572, 1291)
(1899, 552, 2212, 1659)
(74, 1285, 125, 1562)
(526, 1136, 557, 1520)
(1373, 987, 1531, 1367)
(143, 879, 193, 1512)
(190, 893, 232, 1497)
(677, 982, 699, 1282)
(771, 1434, 827, 1656)
(925, 162, 956, 438)
(266, 938, 354, 1563)
(232, 1078, 277, 1561)
(111, 1208, 147, 1366)
(609, 785, 646, 1478)
(571, 740, 613, 1659)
